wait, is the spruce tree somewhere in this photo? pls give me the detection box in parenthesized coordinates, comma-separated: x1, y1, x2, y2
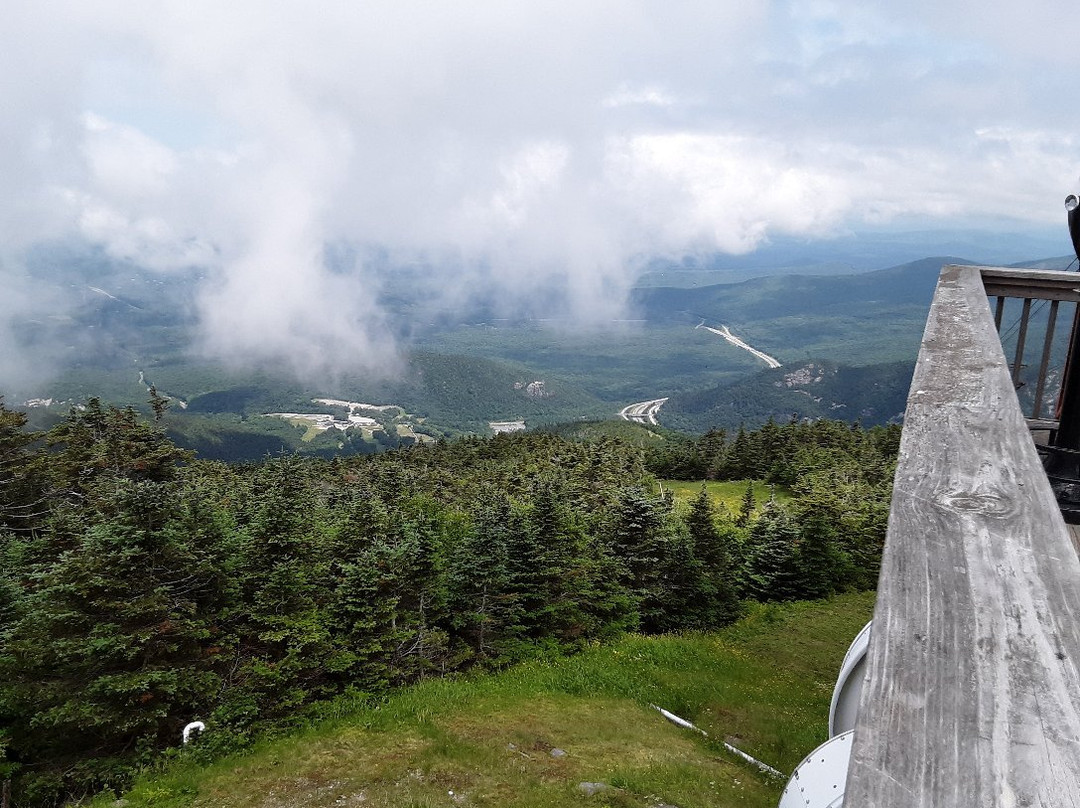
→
(697, 428, 727, 480)
(229, 456, 336, 715)
(723, 425, 766, 479)
(505, 489, 550, 640)
(609, 486, 674, 632)
(0, 399, 46, 538)
(447, 490, 520, 664)
(326, 490, 398, 690)
(744, 502, 802, 601)
(684, 486, 741, 626)
(1, 480, 227, 803)
(736, 482, 756, 527)
(522, 478, 589, 647)
(794, 506, 844, 600)
(384, 498, 450, 681)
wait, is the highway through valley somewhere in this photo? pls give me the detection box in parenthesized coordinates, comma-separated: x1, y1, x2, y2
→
(696, 322, 782, 368)
(619, 324, 779, 427)
(619, 397, 668, 425)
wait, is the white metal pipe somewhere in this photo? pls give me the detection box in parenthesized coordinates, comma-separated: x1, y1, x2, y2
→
(182, 721, 206, 745)
(649, 704, 784, 779)
(722, 740, 785, 779)
(650, 704, 707, 735)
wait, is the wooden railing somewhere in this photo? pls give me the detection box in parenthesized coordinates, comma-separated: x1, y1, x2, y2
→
(844, 264, 1080, 805)
(982, 266, 1080, 426)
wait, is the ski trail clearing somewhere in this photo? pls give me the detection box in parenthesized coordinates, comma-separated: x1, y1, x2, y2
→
(697, 322, 781, 368)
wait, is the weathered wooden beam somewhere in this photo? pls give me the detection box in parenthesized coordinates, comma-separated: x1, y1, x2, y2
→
(845, 264, 1080, 806)
(981, 266, 1080, 302)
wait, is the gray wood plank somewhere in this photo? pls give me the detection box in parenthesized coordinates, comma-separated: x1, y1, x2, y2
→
(981, 266, 1080, 302)
(845, 264, 1080, 807)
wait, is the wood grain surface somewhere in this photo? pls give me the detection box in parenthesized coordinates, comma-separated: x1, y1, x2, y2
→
(845, 264, 1080, 807)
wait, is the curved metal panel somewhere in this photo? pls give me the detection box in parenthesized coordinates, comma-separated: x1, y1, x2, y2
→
(778, 730, 852, 808)
(828, 620, 871, 737)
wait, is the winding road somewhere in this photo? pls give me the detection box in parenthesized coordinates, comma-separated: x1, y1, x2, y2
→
(619, 397, 668, 425)
(619, 323, 779, 427)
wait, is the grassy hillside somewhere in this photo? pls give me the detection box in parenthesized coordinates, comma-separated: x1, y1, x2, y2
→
(97, 593, 875, 808)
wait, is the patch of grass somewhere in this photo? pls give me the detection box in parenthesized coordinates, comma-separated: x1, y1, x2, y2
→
(97, 593, 875, 808)
(290, 418, 323, 443)
(659, 479, 790, 516)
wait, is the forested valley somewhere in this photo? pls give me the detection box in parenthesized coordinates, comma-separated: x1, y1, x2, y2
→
(0, 398, 898, 806)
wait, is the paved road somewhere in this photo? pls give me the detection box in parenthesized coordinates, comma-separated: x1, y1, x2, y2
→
(619, 397, 669, 426)
(696, 322, 782, 368)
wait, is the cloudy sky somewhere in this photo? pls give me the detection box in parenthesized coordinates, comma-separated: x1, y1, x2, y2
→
(4, 0, 1080, 378)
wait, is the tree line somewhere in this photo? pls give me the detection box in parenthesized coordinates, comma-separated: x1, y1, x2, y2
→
(0, 399, 897, 806)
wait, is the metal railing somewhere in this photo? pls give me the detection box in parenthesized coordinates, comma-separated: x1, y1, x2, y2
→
(982, 267, 1080, 517)
(982, 266, 1080, 426)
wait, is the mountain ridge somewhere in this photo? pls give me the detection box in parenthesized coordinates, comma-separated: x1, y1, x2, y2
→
(10, 250, 1075, 456)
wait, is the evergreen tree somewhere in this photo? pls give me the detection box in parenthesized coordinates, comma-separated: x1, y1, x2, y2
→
(736, 482, 756, 527)
(697, 428, 727, 480)
(45, 398, 192, 498)
(793, 503, 845, 600)
(521, 478, 590, 646)
(0, 399, 46, 537)
(757, 416, 785, 478)
(572, 533, 638, 642)
(1, 479, 227, 803)
(325, 490, 398, 690)
(684, 486, 741, 626)
(148, 385, 169, 421)
(793, 462, 886, 591)
(227, 457, 336, 716)
(609, 486, 675, 632)
(383, 498, 451, 681)
(648, 528, 707, 632)
(744, 502, 802, 601)
(446, 490, 520, 664)
(505, 489, 550, 640)
(722, 426, 754, 479)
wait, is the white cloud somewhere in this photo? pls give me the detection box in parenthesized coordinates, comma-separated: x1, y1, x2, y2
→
(602, 84, 680, 109)
(609, 133, 854, 253)
(479, 141, 572, 232)
(82, 113, 179, 198)
(1, 0, 1079, 384)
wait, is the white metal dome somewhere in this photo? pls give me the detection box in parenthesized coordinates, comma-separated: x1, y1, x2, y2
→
(777, 730, 853, 808)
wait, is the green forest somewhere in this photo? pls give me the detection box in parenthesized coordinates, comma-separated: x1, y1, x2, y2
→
(0, 398, 898, 806)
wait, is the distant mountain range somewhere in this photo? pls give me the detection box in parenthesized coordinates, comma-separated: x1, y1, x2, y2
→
(637, 227, 1072, 285)
(8, 241, 1078, 458)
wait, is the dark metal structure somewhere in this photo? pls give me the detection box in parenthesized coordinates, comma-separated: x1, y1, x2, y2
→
(1032, 196, 1080, 519)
